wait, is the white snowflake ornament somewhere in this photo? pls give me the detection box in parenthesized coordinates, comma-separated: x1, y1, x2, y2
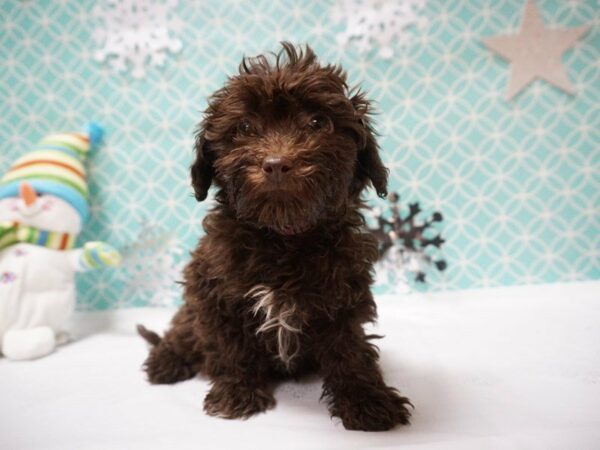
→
(93, 0, 183, 79)
(118, 222, 185, 307)
(333, 0, 427, 59)
(375, 248, 412, 294)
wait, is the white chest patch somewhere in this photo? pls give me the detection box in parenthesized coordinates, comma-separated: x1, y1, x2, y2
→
(246, 285, 302, 367)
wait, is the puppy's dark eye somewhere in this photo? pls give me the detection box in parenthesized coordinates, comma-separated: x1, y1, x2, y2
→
(307, 115, 331, 132)
(237, 119, 252, 135)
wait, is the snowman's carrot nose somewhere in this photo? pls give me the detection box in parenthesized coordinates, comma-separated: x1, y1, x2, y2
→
(19, 182, 38, 207)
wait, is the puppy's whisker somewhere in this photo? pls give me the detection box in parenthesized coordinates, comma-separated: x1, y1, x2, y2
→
(297, 165, 319, 176)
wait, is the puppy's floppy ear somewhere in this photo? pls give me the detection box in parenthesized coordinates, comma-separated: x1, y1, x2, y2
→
(350, 92, 389, 198)
(190, 127, 214, 202)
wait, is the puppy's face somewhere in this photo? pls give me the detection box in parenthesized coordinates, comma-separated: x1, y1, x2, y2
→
(191, 44, 388, 235)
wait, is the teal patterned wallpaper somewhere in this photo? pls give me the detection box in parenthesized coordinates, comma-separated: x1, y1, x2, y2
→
(1, 0, 598, 309)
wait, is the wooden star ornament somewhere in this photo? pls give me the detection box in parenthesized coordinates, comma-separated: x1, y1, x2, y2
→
(482, 0, 589, 100)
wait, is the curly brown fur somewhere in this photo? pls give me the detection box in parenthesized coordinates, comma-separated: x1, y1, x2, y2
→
(139, 42, 412, 431)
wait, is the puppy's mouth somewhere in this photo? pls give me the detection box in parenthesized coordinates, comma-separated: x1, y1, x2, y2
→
(233, 167, 326, 236)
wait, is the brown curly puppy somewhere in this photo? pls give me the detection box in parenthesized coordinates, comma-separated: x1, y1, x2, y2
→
(138, 43, 412, 431)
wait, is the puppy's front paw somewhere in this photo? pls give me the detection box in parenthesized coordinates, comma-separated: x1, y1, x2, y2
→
(204, 380, 276, 419)
(332, 385, 412, 431)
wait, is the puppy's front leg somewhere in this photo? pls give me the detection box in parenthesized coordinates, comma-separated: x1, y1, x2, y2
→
(204, 376, 276, 420)
(319, 325, 412, 431)
(203, 330, 276, 419)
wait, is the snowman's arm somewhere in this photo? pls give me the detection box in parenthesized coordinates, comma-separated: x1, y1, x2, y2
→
(68, 242, 121, 272)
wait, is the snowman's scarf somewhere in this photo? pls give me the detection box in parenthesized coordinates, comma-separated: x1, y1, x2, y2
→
(0, 221, 77, 252)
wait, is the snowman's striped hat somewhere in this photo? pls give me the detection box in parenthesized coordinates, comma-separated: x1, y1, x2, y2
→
(0, 124, 103, 222)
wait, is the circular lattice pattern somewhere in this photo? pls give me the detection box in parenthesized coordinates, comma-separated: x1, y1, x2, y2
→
(0, 0, 598, 308)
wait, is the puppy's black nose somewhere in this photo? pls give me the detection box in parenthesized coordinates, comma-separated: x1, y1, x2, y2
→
(262, 156, 292, 180)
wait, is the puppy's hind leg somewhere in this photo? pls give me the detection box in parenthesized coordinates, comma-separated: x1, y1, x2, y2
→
(138, 307, 204, 384)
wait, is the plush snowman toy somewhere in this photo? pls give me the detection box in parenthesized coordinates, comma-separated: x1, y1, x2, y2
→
(0, 125, 121, 361)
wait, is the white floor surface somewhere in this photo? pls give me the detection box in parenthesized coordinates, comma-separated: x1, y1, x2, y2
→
(1, 281, 599, 450)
